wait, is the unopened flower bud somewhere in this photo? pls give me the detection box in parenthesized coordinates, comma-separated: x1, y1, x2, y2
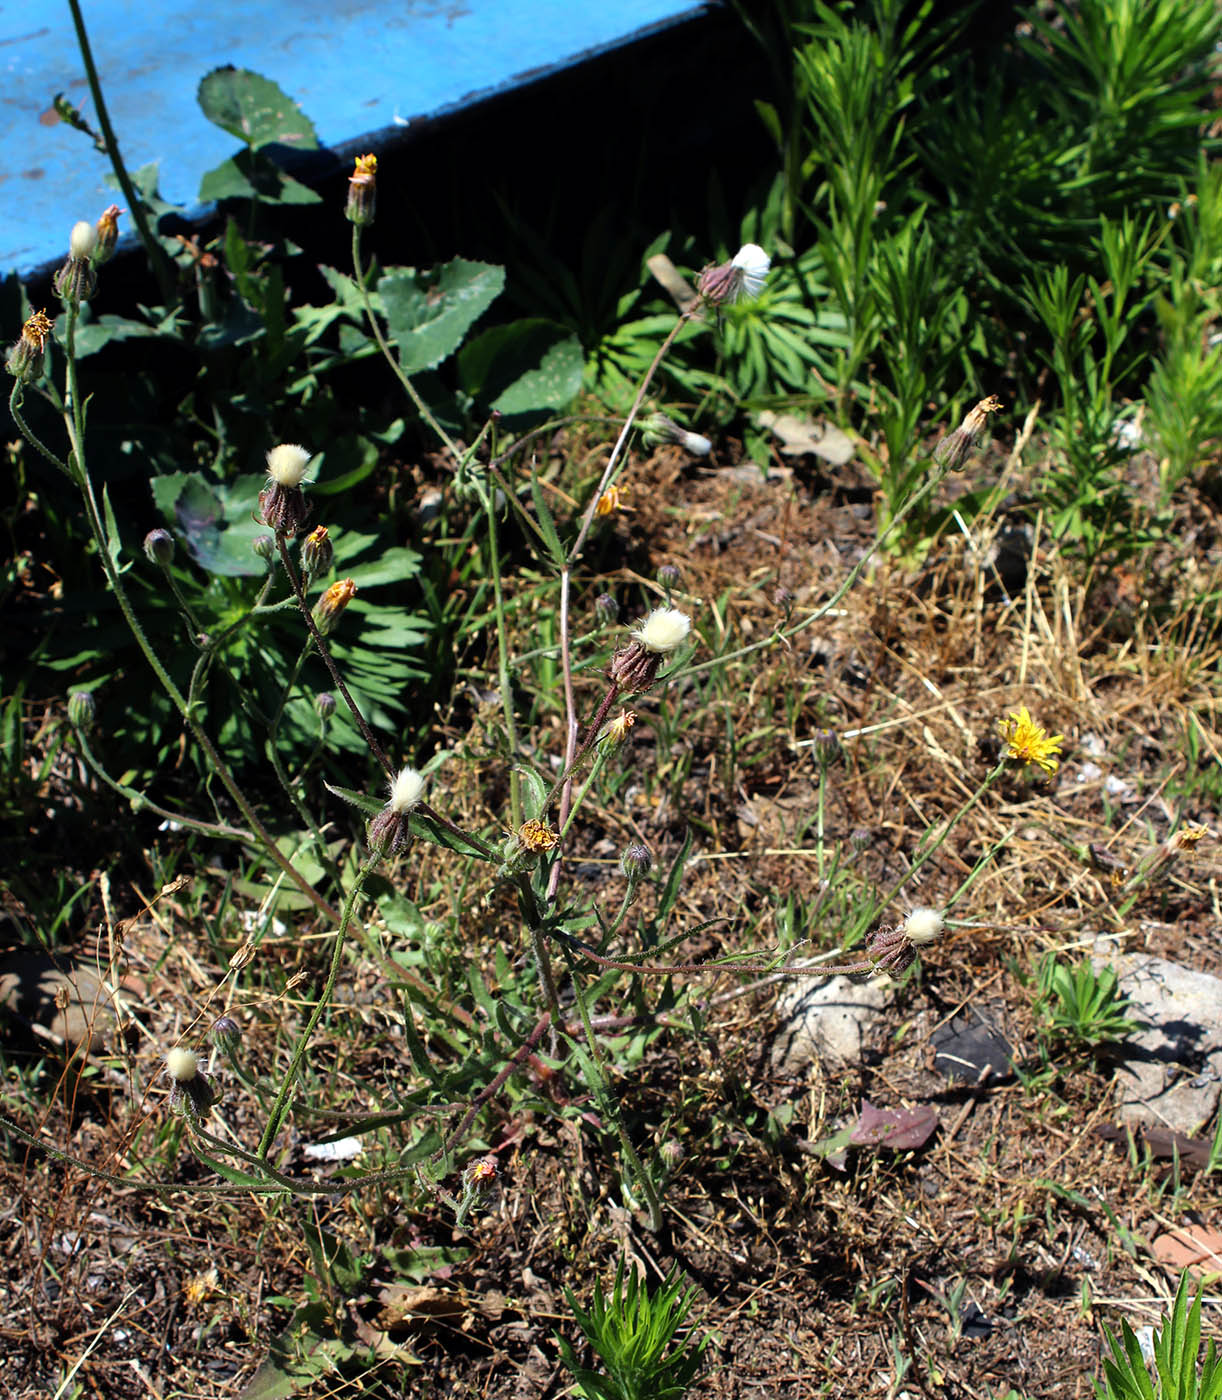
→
(314, 692, 336, 720)
(850, 827, 872, 852)
(659, 1139, 685, 1170)
(657, 563, 680, 590)
(144, 528, 174, 566)
(252, 534, 275, 562)
(301, 525, 333, 578)
(933, 396, 1003, 472)
(346, 153, 377, 227)
(312, 578, 357, 635)
(6, 310, 54, 383)
(209, 1015, 241, 1057)
(94, 205, 123, 264)
(620, 843, 652, 881)
(812, 728, 842, 768)
(773, 585, 793, 614)
(258, 443, 313, 536)
(68, 690, 96, 732)
(594, 592, 619, 624)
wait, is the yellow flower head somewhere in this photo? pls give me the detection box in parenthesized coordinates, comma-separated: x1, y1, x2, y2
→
(999, 705, 1063, 776)
(517, 818, 559, 852)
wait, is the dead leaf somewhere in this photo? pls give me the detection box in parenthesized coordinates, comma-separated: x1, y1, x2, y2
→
(849, 1100, 939, 1150)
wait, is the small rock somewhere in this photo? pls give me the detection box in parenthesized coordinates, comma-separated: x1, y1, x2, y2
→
(1091, 942, 1222, 1135)
(772, 972, 891, 1073)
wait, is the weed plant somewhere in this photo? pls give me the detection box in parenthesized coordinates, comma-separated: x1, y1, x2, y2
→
(3, 1, 1222, 1396)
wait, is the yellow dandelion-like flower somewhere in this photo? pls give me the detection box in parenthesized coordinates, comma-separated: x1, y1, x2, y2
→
(517, 818, 559, 852)
(999, 705, 1063, 776)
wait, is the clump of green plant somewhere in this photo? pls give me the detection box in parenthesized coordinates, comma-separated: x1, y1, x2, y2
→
(556, 1258, 711, 1400)
(1096, 1272, 1221, 1400)
(1035, 952, 1140, 1054)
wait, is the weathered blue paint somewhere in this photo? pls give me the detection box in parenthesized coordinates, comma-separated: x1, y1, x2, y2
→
(2, 0, 706, 278)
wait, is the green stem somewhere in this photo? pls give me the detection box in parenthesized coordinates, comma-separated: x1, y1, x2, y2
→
(58, 310, 344, 930)
(562, 948, 662, 1232)
(65, 0, 175, 305)
(257, 851, 381, 1159)
(352, 225, 459, 460)
(482, 482, 522, 828)
(275, 533, 392, 777)
(9, 384, 71, 478)
(855, 762, 1006, 941)
(76, 731, 254, 842)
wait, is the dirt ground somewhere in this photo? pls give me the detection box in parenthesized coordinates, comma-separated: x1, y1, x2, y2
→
(2, 424, 1220, 1398)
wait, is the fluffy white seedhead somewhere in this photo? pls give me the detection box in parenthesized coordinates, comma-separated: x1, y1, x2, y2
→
(679, 430, 712, 457)
(166, 1046, 199, 1082)
(903, 907, 945, 946)
(731, 243, 771, 299)
(69, 220, 98, 260)
(632, 607, 691, 655)
(265, 443, 313, 487)
(389, 766, 426, 814)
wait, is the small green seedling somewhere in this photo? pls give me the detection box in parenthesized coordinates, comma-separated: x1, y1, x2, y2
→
(1036, 954, 1140, 1053)
(1096, 1272, 1222, 1400)
(556, 1258, 710, 1400)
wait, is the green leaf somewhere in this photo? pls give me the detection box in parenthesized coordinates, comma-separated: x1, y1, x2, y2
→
(323, 780, 383, 816)
(64, 313, 163, 358)
(199, 149, 321, 206)
(529, 472, 566, 569)
(151, 472, 268, 577)
(458, 318, 583, 415)
(379, 259, 505, 374)
(197, 68, 318, 151)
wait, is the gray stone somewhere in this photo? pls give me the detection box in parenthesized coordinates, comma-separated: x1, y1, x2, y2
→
(772, 971, 892, 1074)
(1090, 943, 1222, 1135)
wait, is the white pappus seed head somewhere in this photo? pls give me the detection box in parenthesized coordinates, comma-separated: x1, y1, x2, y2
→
(166, 1047, 199, 1082)
(679, 429, 712, 456)
(731, 243, 771, 299)
(632, 607, 691, 654)
(265, 443, 313, 487)
(389, 766, 426, 813)
(903, 907, 945, 946)
(69, 220, 98, 260)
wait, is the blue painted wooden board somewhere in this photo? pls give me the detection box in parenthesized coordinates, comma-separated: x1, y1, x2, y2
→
(3, 0, 706, 278)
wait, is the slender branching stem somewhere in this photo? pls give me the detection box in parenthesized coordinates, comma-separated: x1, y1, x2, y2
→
(274, 532, 392, 777)
(352, 226, 460, 461)
(257, 851, 382, 1159)
(65, 0, 176, 305)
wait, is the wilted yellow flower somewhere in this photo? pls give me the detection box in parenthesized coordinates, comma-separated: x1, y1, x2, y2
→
(184, 1266, 219, 1307)
(312, 578, 357, 635)
(518, 818, 559, 852)
(1172, 825, 1210, 852)
(595, 483, 631, 516)
(999, 705, 1063, 776)
(605, 708, 636, 744)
